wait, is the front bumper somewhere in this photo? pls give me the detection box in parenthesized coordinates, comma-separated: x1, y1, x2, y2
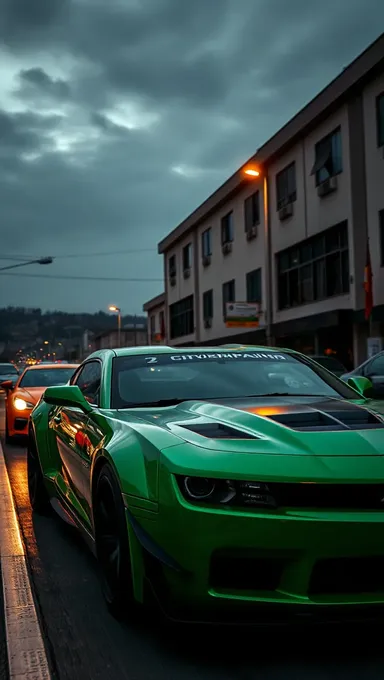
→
(7, 407, 30, 437)
(127, 468, 384, 622)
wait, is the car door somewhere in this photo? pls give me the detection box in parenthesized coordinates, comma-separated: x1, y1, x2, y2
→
(52, 360, 102, 526)
(363, 353, 384, 398)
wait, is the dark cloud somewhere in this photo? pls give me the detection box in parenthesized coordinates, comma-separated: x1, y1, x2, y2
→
(19, 67, 71, 99)
(0, 0, 383, 313)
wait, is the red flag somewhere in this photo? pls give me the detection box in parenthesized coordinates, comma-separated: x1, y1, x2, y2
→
(364, 239, 373, 321)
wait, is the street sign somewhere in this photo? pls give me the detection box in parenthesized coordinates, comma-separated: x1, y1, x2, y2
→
(225, 302, 260, 328)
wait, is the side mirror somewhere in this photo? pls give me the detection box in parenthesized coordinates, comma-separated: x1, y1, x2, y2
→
(0, 380, 14, 391)
(347, 376, 373, 398)
(43, 385, 93, 413)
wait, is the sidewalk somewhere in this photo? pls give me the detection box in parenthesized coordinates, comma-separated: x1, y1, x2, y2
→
(0, 437, 51, 679)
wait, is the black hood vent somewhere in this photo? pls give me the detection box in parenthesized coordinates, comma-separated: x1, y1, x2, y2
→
(180, 423, 258, 440)
(267, 406, 384, 432)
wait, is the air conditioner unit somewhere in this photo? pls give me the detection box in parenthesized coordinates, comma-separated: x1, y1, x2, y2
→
(170, 275, 176, 287)
(183, 268, 191, 279)
(222, 242, 233, 255)
(278, 203, 294, 221)
(204, 317, 212, 328)
(246, 226, 257, 240)
(202, 255, 211, 267)
(317, 175, 338, 197)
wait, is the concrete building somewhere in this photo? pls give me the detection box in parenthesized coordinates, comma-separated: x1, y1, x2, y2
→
(94, 327, 148, 351)
(142, 293, 166, 344)
(145, 33, 384, 366)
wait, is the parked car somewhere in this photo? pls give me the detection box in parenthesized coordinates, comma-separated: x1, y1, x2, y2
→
(26, 345, 384, 624)
(1, 362, 79, 442)
(308, 355, 348, 377)
(0, 363, 19, 388)
(341, 350, 384, 398)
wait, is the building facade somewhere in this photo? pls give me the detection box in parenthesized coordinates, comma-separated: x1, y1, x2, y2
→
(94, 328, 148, 351)
(142, 293, 166, 344)
(145, 34, 384, 366)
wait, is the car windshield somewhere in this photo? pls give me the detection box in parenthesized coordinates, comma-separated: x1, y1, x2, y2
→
(111, 351, 358, 408)
(0, 364, 18, 375)
(20, 368, 76, 388)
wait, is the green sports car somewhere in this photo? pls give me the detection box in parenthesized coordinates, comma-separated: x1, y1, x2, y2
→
(28, 345, 384, 624)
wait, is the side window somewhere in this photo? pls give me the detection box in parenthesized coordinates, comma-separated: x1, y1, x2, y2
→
(365, 355, 384, 377)
(74, 361, 102, 405)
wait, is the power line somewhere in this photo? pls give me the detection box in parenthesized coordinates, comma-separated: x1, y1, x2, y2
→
(0, 272, 163, 282)
(1, 248, 157, 261)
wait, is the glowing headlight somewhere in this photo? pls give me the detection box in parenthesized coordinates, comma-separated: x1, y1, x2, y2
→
(14, 398, 34, 411)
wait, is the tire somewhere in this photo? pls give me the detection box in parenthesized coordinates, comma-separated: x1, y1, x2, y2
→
(27, 434, 50, 514)
(5, 415, 12, 445)
(94, 465, 135, 619)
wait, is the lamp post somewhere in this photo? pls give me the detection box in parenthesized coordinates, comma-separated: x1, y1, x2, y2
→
(109, 305, 122, 348)
(0, 256, 54, 272)
(243, 166, 273, 346)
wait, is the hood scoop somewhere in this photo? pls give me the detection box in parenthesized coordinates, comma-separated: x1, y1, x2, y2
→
(266, 408, 384, 432)
(180, 423, 259, 440)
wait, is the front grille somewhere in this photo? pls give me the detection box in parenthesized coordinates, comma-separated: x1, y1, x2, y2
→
(269, 482, 384, 510)
(210, 553, 284, 591)
(14, 418, 28, 431)
(309, 557, 384, 595)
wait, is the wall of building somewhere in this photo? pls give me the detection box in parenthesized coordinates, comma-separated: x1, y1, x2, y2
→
(196, 183, 266, 344)
(363, 72, 384, 307)
(147, 302, 166, 344)
(271, 105, 354, 326)
(95, 330, 148, 350)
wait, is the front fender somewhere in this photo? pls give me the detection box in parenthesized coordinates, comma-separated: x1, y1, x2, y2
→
(91, 430, 161, 503)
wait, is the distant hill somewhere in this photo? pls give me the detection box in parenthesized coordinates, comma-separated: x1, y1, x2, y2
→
(0, 307, 147, 360)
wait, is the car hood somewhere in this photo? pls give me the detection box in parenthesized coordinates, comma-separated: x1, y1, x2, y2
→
(14, 386, 45, 403)
(115, 395, 384, 458)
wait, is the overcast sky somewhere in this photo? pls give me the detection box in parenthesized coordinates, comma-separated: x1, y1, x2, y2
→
(0, 0, 383, 315)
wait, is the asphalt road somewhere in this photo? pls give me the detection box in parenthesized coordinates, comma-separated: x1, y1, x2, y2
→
(1, 397, 384, 680)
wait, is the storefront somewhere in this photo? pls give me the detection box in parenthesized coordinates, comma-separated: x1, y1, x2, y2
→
(273, 309, 354, 371)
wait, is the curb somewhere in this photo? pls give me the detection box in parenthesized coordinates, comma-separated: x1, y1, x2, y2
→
(0, 439, 51, 680)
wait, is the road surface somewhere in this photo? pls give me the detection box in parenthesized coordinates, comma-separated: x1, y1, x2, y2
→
(0, 396, 383, 680)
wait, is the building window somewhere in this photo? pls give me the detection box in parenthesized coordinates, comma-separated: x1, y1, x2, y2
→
(377, 93, 384, 147)
(221, 211, 234, 244)
(182, 243, 192, 271)
(222, 279, 235, 317)
(159, 310, 165, 338)
(202, 228, 212, 257)
(169, 295, 194, 339)
(246, 269, 262, 304)
(169, 254, 176, 278)
(202, 289, 213, 319)
(276, 162, 297, 210)
(150, 314, 156, 338)
(244, 192, 260, 231)
(277, 221, 349, 310)
(311, 128, 342, 185)
(380, 209, 384, 266)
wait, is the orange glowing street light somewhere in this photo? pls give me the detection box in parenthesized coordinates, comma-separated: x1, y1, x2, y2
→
(108, 305, 122, 347)
(243, 167, 260, 177)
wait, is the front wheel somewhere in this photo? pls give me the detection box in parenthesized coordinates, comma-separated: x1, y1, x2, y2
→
(27, 435, 50, 514)
(94, 465, 135, 619)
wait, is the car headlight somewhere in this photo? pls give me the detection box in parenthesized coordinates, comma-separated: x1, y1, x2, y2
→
(178, 476, 277, 509)
(14, 398, 34, 411)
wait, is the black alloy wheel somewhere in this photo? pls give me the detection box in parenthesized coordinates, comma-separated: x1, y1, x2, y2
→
(27, 434, 50, 514)
(94, 465, 135, 619)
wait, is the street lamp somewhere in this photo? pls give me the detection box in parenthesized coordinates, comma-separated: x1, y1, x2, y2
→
(0, 256, 54, 273)
(243, 165, 273, 346)
(109, 305, 122, 348)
